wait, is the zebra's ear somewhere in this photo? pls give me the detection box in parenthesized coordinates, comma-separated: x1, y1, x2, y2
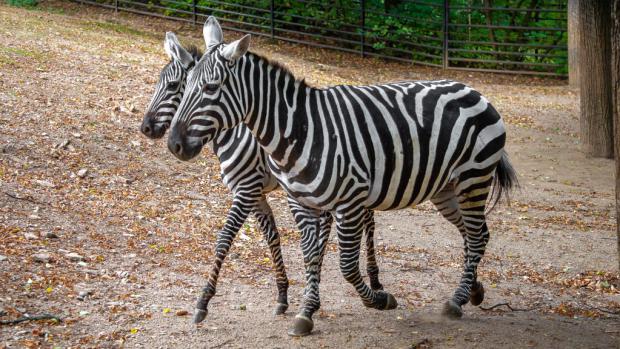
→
(203, 16, 223, 50)
(164, 32, 193, 68)
(221, 34, 251, 61)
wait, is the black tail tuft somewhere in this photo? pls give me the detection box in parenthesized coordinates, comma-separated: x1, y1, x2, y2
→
(487, 152, 519, 213)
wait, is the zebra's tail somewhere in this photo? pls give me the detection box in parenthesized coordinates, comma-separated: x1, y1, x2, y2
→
(487, 152, 519, 214)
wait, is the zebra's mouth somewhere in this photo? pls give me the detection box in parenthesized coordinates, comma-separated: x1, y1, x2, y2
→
(149, 122, 170, 139)
(141, 115, 170, 139)
(167, 133, 203, 161)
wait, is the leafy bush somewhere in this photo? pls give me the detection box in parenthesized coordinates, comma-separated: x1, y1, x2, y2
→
(6, 0, 38, 7)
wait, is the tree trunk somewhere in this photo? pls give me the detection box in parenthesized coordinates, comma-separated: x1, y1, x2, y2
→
(579, 0, 614, 158)
(568, 0, 579, 87)
(612, 0, 620, 271)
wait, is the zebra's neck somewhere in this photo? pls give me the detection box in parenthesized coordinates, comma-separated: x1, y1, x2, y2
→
(241, 53, 314, 170)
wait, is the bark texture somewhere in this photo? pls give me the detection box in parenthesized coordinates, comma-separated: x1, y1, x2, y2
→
(578, 0, 614, 158)
(568, 0, 580, 87)
(612, 0, 620, 271)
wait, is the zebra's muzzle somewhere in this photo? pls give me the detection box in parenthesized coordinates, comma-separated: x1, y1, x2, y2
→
(167, 128, 203, 161)
(141, 114, 168, 139)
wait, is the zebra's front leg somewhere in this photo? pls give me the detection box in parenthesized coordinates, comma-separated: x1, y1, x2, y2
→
(287, 199, 323, 337)
(193, 197, 252, 324)
(362, 210, 383, 291)
(253, 196, 289, 315)
(336, 208, 397, 311)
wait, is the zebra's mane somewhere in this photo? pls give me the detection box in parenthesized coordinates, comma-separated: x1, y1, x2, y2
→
(246, 51, 310, 87)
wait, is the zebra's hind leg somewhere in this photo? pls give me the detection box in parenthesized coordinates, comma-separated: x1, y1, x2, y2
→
(362, 210, 383, 291)
(336, 207, 397, 311)
(441, 177, 492, 319)
(430, 184, 484, 307)
(193, 197, 252, 324)
(316, 211, 334, 284)
(254, 196, 289, 315)
(287, 198, 323, 337)
(315, 210, 382, 290)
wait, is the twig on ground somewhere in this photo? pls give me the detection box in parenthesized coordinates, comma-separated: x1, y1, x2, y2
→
(582, 303, 620, 315)
(0, 314, 62, 325)
(479, 302, 538, 312)
(3, 192, 47, 206)
(212, 339, 234, 348)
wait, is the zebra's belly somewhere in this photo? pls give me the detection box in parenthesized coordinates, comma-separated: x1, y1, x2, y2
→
(363, 152, 456, 211)
(365, 179, 444, 211)
(270, 169, 360, 211)
(261, 172, 280, 194)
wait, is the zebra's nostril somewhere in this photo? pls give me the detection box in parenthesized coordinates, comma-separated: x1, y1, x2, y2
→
(142, 125, 151, 135)
(174, 142, 183, 155)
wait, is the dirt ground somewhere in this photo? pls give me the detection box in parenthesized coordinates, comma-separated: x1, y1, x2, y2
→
(0, 1, 619, 348)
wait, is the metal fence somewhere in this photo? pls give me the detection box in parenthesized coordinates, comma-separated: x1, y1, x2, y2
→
(74, 0, 568, 76)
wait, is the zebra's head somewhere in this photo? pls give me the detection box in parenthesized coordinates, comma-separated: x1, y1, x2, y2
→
(168, 16, 251, 161)
(141, 32, 198, 139)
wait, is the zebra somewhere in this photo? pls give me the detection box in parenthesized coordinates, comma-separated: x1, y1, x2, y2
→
(167, 17, 518, 336)
(140, 32, 384, 323)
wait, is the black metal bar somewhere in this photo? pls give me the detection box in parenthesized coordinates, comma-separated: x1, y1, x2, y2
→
(111, 4, 194, 23)
(448, 48, 567, 59)
(273, 26, 367, 47)
(192, 0, 197, 25)
(360, 0, 365, 57)
(270, 0, 274, 39)
(448, 57, 561, 67)
(363, 7, 444, 27)
(195, 0, 270, 14)
(270, 16, 442, 44)
(448, 5, 567, 13)
(448, 39, 566, 50)
(449, 23, 565, 31)
(447, 66, 564, 77)
(118, 0, 193, 17)
(400, 0, 444, 8)
(443, 0, 449, 69)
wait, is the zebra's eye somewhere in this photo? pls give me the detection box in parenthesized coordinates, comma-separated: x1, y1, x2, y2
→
(203, 82, 219, 93)
(167, 81, 180, 91)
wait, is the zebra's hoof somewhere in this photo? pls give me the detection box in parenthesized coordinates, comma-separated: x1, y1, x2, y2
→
(273, 302, 288, 315)
(442, 300, 463, 319)
(371, 291, 398, 310)
(288, 314, 314, 337)
(193, 308, 208, 324)
(385, 293, 398, 310)
(469, 281, 485, 306)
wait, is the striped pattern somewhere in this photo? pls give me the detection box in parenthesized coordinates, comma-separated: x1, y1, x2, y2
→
(141, 34, 383, 322)
(168, 18, 516, 334)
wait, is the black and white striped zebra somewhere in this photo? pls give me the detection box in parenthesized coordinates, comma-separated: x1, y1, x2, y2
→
(140, 32, 384, 323)
(168, 17, 517, 336)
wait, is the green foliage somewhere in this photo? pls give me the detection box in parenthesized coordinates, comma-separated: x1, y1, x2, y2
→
(5, 0, 38, 7)
(113, 0, 567, 75)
